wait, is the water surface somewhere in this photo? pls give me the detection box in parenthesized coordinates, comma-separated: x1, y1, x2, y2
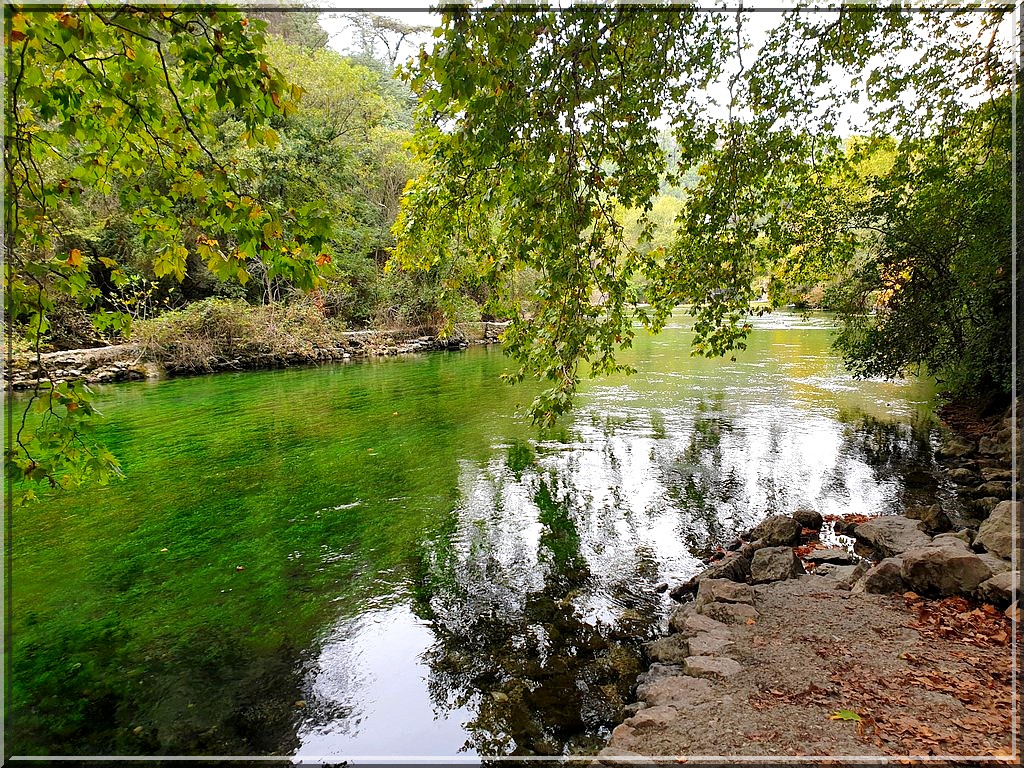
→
(7, 312, 940, 759)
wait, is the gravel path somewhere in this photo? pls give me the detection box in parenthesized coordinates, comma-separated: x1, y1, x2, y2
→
(599, 575, 1016, 763)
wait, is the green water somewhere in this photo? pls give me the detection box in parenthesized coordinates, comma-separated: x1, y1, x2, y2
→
(6, 313, 941, 759)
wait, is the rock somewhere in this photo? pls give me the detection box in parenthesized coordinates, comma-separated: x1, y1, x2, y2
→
(832, 518, 861, 538)
(853, 558, 906, 594)
(900, 545, 993, 597)
(948, 468, 980, 485)
(683, 656, 742, 679)
(812, 562, 869, 589)
(694, 578, 754, 608)
(748, 515, 801, 547)
(635, 673, 713, 708)
(669, 554, 751, 601)
(739, 538, 767, 559)
(1006, 602, 1019, 621)
(975, 481, 1011, 499)
(976, 571, 1019, 608)
(975, 500, 1019, 559)
(904, 504, 953, 534)
(750, 546, 805, 583)
(701, 600, 759, 625)
(934, 529, 972, 546)
(669, 609, 730, 637)
(792, 508, 823, 531)
(643, 635, 690, 664)
(687, 632, 734, 656)
(853, 516, 931, 559)
(803, 548, 861, 565)
(938, 438, 974, 458)
(978, 435, 1011, 456)
(624, 704, 679, 730)
(980, 467, 1012, 482)
(654, 582, 669, 594)
(977, 552, 1011, 575)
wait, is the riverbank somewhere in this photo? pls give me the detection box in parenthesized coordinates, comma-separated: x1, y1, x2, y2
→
(599, 401, 1019, 762)
(2, 321, 508, 391)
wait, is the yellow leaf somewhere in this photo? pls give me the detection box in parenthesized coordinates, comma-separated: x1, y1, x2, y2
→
(66, 248, 83, 268)
(125, 47, 136, 61)
(99, 257, 117, 268)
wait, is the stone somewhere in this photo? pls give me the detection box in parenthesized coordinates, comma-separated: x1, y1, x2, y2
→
(853, 516, 931, 559)
(938, 438, 974, 459)
(803, 548, 861, 565)
(739, 538, 767, 559)
(670, 609, 730, 637)
(934, 529, 972, 546)
(904, 504, 953, 534)
(635, 674, 713, 708)
(976, 571, 1019, 608)
(812, 562, 868, 589)
(625, 705, 679, 729)
(948, 468, 980, 485)
(643, 635, 691, 664)
(979, 436, 1011, 456)
(669, 554, 751, 601)
(792, 508, 823, 531)
(977, 553, 1011, 575)
(687, 632, 734, 656)
(975, 481, 1011, 499)
(701, 600, 759, 625)
(750, 546, 805, 583)
(694, 578, 754, 609)
(853, 558, 906, 594)
(684, 655, 742, 679)
(980, 467, 1012, 482)
(900, 546, 993, 597)
(748, 515, 801, 547)
(975, 501, 1020, 559)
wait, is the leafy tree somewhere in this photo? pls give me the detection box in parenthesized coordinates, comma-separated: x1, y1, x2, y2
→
(4, 5, 330, 499)
(394, 5, 1014, 423)
(830, 97, 1012, 396)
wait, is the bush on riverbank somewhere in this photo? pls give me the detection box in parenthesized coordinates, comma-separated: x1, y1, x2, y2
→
(133, 298, 349, 373)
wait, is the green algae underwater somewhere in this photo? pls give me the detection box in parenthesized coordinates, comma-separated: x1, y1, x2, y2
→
(6, 313, 942, 758)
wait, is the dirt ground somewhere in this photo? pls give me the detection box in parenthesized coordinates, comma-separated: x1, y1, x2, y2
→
(599, 576, 1018, 764)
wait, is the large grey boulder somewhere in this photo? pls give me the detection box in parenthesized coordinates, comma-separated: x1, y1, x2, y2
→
(812, 561, 869, 589)
(748, 515, 801, 547)
(900, 544, 993, 597)
(975, 500, 1020, 560)
(853, 516, 931, 559)
(852, 557, 906, 594)
(750, 546, 805, 583)
(976, 571, 1019, 608)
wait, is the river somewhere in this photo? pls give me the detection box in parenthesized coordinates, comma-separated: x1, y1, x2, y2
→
(6, 312, 942, 760)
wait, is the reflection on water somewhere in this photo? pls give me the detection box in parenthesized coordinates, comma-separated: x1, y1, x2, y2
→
(8, 313, 941, 759)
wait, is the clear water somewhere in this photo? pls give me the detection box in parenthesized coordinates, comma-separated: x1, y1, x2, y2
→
(6, 312, 940, 759)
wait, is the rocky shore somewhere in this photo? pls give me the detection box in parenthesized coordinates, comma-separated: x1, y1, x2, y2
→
(599, 402, 1018, 761)
(3, 321, 508, 391)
